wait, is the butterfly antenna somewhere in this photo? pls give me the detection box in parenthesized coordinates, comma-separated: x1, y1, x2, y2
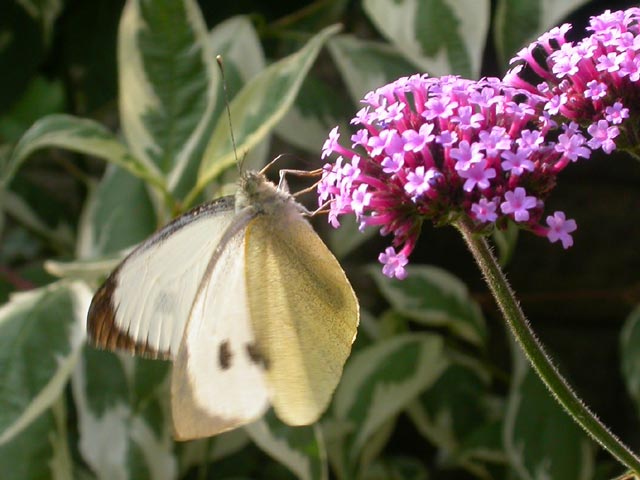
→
(217, 55, 242, 173)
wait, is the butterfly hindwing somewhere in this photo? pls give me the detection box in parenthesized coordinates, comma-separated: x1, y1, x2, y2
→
(244, 209, 359, 426)
(87, 170, 360, 440)
(87, 197, 236, 359)
(171, 222, 270, 440)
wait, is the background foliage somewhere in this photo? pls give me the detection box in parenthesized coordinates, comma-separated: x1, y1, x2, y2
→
(1, 0, 640, 479)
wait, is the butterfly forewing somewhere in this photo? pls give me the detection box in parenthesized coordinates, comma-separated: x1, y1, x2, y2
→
(87, 170, 360, 440)
(171, 228, 270, 439)
(87, 197, 236, 358)
(244, 210, 359, 426)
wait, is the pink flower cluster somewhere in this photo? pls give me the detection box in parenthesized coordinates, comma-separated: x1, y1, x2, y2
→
(318, 75, 585, 279)
(505, 8, 640, 154)
(319, 7, 640, 280)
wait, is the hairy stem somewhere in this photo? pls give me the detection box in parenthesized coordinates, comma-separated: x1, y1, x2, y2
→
(455, 216, 640, 473)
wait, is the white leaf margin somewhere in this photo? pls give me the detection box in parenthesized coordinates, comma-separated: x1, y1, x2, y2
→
(72, 354, 177, 480)
(363, 0, 490, 77)
(0, 281, 91, 445)
(246, 419, 327, 480)
(334, 333, 449, 457)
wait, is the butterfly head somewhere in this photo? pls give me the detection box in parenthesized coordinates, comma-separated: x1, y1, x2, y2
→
(237, 170, 293, 215)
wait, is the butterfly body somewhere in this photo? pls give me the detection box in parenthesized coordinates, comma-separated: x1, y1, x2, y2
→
(87, 171, 359, 439)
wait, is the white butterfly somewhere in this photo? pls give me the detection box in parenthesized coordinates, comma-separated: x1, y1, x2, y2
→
(87, 169, 359, 440)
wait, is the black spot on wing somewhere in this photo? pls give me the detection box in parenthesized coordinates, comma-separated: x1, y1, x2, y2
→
(219, 340, 232, 370)
(246, 342, 269, 369)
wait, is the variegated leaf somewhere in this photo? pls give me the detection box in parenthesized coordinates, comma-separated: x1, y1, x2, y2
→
(76, 165, 156, 258)
(118, 0, 220, 196)
(492, 221, 519, 266)
(406, 353, 501, 474)
(363, 0, 490, 77)
(0, 281, 91, 444)
(494, 0, 591, 68)
(328, 34, 417, 105)
(45, 253, 126, 282)
(620, 305, 640, 416)
(209, 15, 265, 82)
(357, 416, 397, 473)
(72, 348, 175, 480)
(334, 333, 448, 464)
(0, 399, 73, 480)
(504, 347, 594, 480)
(4, 114, 164, 191)
(327, 214, 378, 260)
(361, 455, 429, 479)
(0, 76, 64, 143)
(177, 428, 250, 476)
(3, 189, 74, 252)
(275, 72, 348, 155)
(246, 410, 327, 480)
(14, 0, 63, 44)
(209, 15, 270, 173)
(369, 265, 487, 347)
(191, 24, 341, 206)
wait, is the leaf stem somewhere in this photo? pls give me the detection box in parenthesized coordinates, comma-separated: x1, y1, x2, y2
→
(455, 216, 640, 473)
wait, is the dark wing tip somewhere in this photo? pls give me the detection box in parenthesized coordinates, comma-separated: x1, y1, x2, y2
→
(87, 274, 169, 360)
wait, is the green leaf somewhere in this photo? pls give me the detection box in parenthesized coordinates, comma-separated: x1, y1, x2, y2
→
(178, 428, 250, 476)
(0, 399, 73, 480)
(76, 165, 156, 258)
(369, 265, 487, 347)
(620, 305, 640, 416)
(334, 333, 448, 464)
(209, 15, 265, 82)
(327, 214, 377, 260)
(192, 24, 341, 206)
(118, 0, 220, 197)
(44, 253, 124, 282)
(504, 348, 594, 480)
(492, 221, 519, 267)
(406, 354, 501, 474)
(362, 0, 490, 77)
(4, 114, 165, 191)
(361, 455, 429, 480)
(246, 410, 328, 480)
(3, 189, 74, 252)
(209, 15, 270, 173)
(328, 34, 418, 105)
(0, 281, 91, 444)
(358, 416, 397, 473)
(275, 71, 349, 155)
(72, 349, 174, 480)
(15, 0, 64, 45)
(0, 4, 46, 114)
(494, 0, 591, 68)
(0, 76, 64, 143)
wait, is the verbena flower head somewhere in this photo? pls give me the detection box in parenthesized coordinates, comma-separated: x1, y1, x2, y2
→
(505, 7, 640, 155)
(318, 75, 588, 279)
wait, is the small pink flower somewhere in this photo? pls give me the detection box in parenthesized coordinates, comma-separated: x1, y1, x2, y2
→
(501, 149, 535, 176)
(471, 197, 498, 223)
(501, 187, 537, 222)
(587, 120, 619, 154)
(379, 247, 409, 280)
(322, 127, 340, 158)
(546, 211, 577, 248)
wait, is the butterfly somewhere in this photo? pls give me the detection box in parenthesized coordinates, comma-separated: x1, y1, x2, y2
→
(87, 168, 359, 440)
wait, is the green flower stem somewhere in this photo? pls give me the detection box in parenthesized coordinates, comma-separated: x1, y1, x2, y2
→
(455, 216, 640, 473)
